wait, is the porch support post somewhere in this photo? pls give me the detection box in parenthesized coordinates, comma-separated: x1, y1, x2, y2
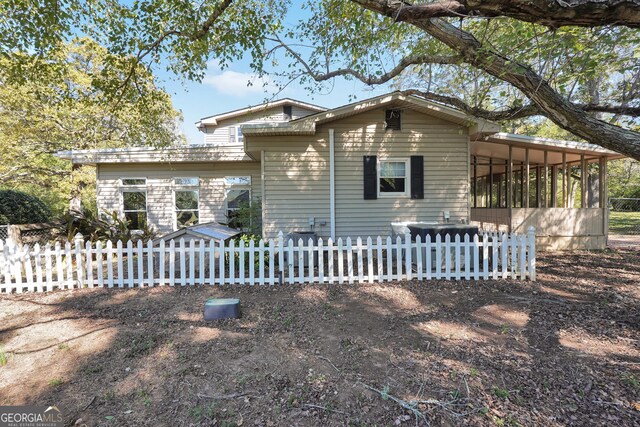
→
(581, 154, 587, 208)
(508, 146, 513, 231)
(536, 165, 540, 208)
(601, 156, 609, 241)
(520, 163, 524, 208)
(562, 152, 568, 208)
(525, 148, 530, 208)
(598, 156, 605, 208)
(473, 156, 477, 208)
(489, 158, 494, 208)
(551, 165, 558, 208)
(543, 151, 548, 208)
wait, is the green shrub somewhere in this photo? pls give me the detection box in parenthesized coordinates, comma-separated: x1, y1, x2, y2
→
(0, 190, 52, 224)
(56, 205, 157, 243)
(226, 198, 262, 236)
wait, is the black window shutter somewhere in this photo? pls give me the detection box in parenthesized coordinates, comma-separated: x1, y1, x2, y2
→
(411, 155, 424, 199)
(363, 156, 377, 200)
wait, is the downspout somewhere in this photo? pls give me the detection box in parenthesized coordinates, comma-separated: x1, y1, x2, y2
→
(329, 129, 336, 240)
(261, 150, 265, 236)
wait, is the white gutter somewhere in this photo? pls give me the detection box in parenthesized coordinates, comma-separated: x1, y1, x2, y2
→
(329, 129, 336, 240)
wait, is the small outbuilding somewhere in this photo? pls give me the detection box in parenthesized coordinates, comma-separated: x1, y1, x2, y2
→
(154, 222, 241, 244)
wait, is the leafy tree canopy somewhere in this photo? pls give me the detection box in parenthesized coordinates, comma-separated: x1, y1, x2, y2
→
(0, 38, 184, 214)
(0, 190, 52, 224)
(1, 0, 640, 158)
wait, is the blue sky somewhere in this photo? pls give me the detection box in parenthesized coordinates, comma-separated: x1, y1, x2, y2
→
(162, 59, 395, 144)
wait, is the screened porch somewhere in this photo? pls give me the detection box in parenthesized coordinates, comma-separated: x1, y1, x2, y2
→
(469, 133, 624, 250)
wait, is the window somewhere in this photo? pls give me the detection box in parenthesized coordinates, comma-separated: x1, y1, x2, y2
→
(228, 126, 243, 143)
(225, 176, 251, 228)
(385, 109, 402, 131)
(121, 178, 146, 186)
(378, 159, 409, 197)
(121, 178, 147, 229)
(173, 177, 199, 229)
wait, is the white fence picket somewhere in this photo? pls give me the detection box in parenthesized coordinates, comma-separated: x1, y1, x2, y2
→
(55, 242, 64, 290)
(34, 244, 43, 292)
(137, 240, 144, 288)
(148, 240, 155, 287)
(454, 234, 461, 281)
(168, 239, 175, 286)
(346, 237, 354, 285)
(189, 239, 196, 286)
(94, 241, 102, 288)
(337, 238, 344, 284)
(209, 239, 219, 285)
(238, 239, 245, 285)
(249, 239, 255, 285)
(117, 240, 124, 288)
(269, 239, 275, 285)
(356, 237, 364, 283)
(318, 238, 325, 284)
(228, 239, 235, 285)
(258, 239, 265, 286)
(106, 241, 114, 288)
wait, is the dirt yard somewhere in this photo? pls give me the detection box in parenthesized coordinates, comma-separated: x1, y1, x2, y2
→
(0, 249, 638, 427)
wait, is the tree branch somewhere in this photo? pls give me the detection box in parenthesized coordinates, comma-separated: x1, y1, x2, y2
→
(401, 89, 640, 120)
(270, 36, 461, 85)
(352, 0, 640, 159)
(378, 0, 640, 28)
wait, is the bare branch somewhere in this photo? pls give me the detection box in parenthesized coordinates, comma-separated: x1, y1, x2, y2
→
(270, 36, 461, 85)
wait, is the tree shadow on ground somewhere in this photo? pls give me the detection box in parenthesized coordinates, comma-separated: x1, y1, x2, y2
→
(0, 249, 638, 427)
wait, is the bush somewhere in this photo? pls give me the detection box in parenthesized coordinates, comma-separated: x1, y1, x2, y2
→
(56, 206, 157, 243)
(226, 198, 262, 236)
(0, 190, 52, 224)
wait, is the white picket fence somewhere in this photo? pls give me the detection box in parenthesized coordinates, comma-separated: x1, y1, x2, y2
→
(0, 227, 536, 293)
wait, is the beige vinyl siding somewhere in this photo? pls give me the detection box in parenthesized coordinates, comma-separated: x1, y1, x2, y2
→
(255, 107, 470, 240)
(330, 109, 469, 238)
(96, 162, 261, 234)
(260, 140, 331, 239)
(202, 106, 318, 145)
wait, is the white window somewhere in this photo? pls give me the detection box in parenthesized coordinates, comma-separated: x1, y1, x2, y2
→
(378, 158, 410, 197)
(121, 178, 147, 229)
(228, 126, 243, 144)
(173, 177, 199, 229)
(225, 176, 251, 228)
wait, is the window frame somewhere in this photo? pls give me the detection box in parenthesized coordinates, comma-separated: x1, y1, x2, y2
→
(377, 158, 410, 198)
(173, 177, 200, 230)
(120, 177, 148, 230)
(228, 126, 243, 144)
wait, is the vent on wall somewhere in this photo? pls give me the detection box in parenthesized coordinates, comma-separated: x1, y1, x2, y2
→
(283, 105, 293, 121)
(385, 109, 401, 130)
